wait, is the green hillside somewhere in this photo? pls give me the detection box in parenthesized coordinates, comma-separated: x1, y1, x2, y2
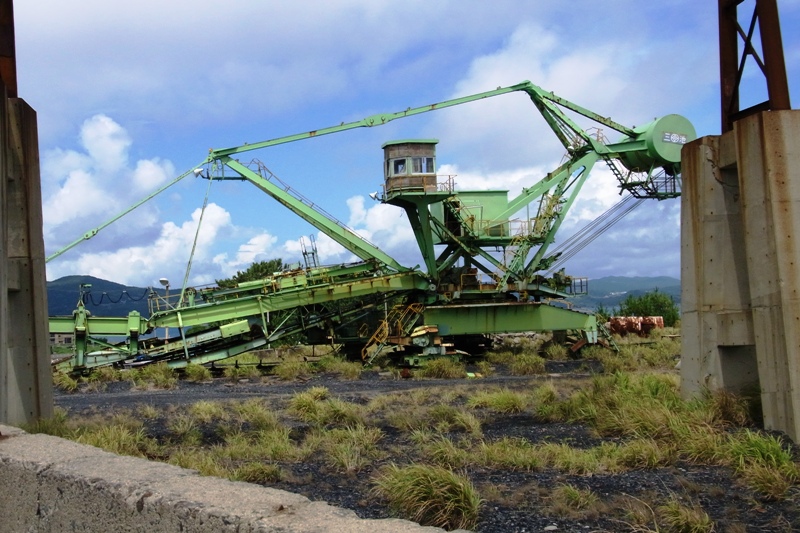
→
(47, 275, 160, 317)
(570, 275, 681, 313)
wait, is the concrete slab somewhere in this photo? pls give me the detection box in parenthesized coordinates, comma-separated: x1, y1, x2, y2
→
(0, 424, 461, 532)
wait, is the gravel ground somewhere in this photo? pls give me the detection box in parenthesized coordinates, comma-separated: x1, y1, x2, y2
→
(55, 365, 800, 532)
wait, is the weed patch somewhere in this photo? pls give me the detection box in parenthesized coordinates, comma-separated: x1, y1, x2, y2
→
(416, 358, 466, 379)
(371, 463, 481, 531)
(467, 388, 527, 413)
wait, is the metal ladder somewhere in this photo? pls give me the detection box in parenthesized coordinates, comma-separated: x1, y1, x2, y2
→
(597, 321, 619, 352)
(361, 303, 424, 364)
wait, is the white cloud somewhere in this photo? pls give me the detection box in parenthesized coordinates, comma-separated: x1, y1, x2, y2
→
(41, 115, 175, 251)
(47, 203, 234, 286)
(283, 232, 351, 265)
(29, 1, 799, 289)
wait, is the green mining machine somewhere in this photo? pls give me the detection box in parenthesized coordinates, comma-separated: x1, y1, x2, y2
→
(48, 80, 695, 372)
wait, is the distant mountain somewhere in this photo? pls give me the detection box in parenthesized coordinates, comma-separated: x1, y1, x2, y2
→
(570, 275, 681, 313)
(48, 274, 679, 318)
(47, 275, 162, 317)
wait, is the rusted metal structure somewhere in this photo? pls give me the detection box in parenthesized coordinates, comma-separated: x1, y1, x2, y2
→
(0, 0, 16, 99)
(719, 0, 791, 132)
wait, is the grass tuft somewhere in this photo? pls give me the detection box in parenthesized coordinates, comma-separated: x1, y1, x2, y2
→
(189, 400, 228, 424)
(232, 399, 281, 431)
(87, 366, 123, 383)
(509, 353, 546, 375)
(168, 415, 202, 446)
(315, 425, 384, 472)
(549, 483, 602, 517)
(53, 371, 79, 392)
(657, 495, 714, 533)
(76, 424, 158, 457)
(130, 363, 178, 390)
(184, 363, 212, 382)
(23, 407, 72, 437)
(726, 429, 795, 472)
(543, 343, 569, 360)
(477, 437, 541, 471)
(232, 462, 283, 484)
(423, 436, 470, 468)
(288, 389, 365, 427)
(223, 364, 262, 381)
(467, 388, 527, 413)
(416, 358, 466, 379)
(371, 463, 481, 531)
(316, 356, 363, 380)
(273, 360, 310, 381)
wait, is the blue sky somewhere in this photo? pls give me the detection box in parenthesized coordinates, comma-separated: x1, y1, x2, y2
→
(17, 1, 800, 288)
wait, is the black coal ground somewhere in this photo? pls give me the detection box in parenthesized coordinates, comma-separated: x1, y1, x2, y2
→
(55, 367, 800, 532)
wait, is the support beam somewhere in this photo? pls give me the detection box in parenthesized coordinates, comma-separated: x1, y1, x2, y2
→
(719, 0, 791, 132)
(681, 110, 800, 441)
(0, 0, 15, 98)
(0, 89, 53, 425)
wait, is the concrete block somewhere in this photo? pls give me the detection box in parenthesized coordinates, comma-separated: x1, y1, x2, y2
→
(1, 95, 52, 426)
(0, 425, 453, 532)
(682, 111, 800, 442)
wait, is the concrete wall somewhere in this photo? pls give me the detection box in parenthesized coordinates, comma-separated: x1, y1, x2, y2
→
(681, 110, 800, 441)
(0, 81, 53, 426)
(0, 424, 458, 533)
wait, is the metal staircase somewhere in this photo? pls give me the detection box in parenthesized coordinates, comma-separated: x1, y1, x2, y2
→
(361, 303, 424, 364)
(496, 232, 533, 290)
(597, 320, 619, 352)
(442, 197, 479, 238)
(603, 156, 680, 200)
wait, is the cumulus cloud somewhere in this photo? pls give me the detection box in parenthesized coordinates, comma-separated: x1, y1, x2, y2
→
(29, 1, 796, 289)
(46, 203, 235, 286)
(277, 195, 418, 268)
(41, 115, 176, 254)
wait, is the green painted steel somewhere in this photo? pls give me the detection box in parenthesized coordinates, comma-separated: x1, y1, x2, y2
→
(381, 139, 439, 148)
(207, 84, 532, 159)
(49, 268, 431, 370)
(615, 114, 697, 172)
(46, 78, 695, 371)
(423, 303, 597, 338)
(221, 157, 410, 273)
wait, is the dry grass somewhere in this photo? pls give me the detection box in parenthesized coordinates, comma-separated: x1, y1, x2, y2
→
(657, 495, 714, 533)
(42, 346, 800, 531)
(509, 353, 546, 375)
(371, 463, 481, 531)
(184, 363, 212, 382)
(415, 358, 466, 379)
(549, 483, 604, 518)
(129, 363, 178, 390)
(466, 388, 527, 413)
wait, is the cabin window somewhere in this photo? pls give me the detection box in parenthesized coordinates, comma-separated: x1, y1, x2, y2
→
(392, 159, 407, 175)
(412, 157, 434, 174)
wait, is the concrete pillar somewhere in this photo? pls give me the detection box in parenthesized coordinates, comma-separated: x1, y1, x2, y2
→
(0, 82, 52, 425)
(682, 110, 800, 441)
